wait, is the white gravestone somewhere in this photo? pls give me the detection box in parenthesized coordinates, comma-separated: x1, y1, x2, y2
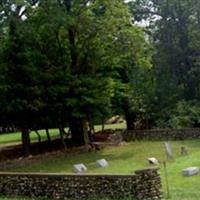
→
(148, 157, 159, 165)
(73, 164, 87, 173)
(96, 159, 109, 168)
(182, 167, 199, 176)
(164, 142, 173, 160)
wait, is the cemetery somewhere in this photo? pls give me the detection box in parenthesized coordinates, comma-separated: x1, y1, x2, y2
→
(1, 0, 200, 200)
(1, 133, 200, 200)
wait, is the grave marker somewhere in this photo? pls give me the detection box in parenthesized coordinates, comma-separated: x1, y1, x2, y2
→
(148, 157, 159, 165)
(182, 167, 199, 176)
(181, 146, 188, 156)
(96, 159, 109, 168)
(164, 142, 173, 160)
(73, 163, 87, 173)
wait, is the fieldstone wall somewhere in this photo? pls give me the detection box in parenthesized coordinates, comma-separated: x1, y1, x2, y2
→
(123, 128, 200, 141)
(0, 168, 161, 200)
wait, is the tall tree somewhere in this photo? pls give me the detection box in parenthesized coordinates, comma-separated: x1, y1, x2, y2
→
(0, 0, 41, 156)
(111, 24, 153, 130)
(128, 0, 200, 127)
(56, 0, 135, 145)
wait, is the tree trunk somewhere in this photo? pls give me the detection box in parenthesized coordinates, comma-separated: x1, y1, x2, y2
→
(101, 118, 105, 132)
(82, 119, 90, 151)
(88, 121, 95, 142)
(69, 117, 90, 146)
(59, 125, 67, 150)
(35, 130, 41, 143)
(21, 128, 30, 157)
(45, 128, 51, 142)
(125, 111, 136, 130)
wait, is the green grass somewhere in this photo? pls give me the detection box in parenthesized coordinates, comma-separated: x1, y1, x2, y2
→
(0, 129, 60, 147)
(0, 123, 126, 147)
(2, 139, 200, 199)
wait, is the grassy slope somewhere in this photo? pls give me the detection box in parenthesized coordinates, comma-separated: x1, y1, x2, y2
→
(0, 123, 126, 147)
(2, 140, 200, 200)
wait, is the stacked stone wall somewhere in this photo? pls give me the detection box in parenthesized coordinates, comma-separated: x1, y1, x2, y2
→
(0, 168, 161, 200)
(123, 128, 200, 141)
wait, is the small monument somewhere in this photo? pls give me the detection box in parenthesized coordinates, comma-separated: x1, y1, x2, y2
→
(181, 146, 188, 156)
(182, 167, 199, 176)
(96, 159, 109, 168)
(164, 142, 173, 160)
(148, 157, 159, 165)
(73, 164, 87, 173)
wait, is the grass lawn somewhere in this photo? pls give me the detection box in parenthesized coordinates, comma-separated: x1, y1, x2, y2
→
(1, 140, 200, 200)
(0, 129, 60, 147)
(0, 123, 126, 147)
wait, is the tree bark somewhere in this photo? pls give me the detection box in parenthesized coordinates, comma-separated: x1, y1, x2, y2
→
(69, 117, 90, 146)
(45, 128, 51, 142)
(82, 119, 90, 150)
(125, 111, 136, 130)
(21, 128, 30, 157)
(101, 118, 105, 132)
(35, 130, 41, 143)
(59, 125, 67, 150)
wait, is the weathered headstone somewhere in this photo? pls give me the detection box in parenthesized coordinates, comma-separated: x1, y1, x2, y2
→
(164, 142, 173, 160)
(73, 164, 87, 173)
(182, 167, 199, 176)
(181, 146, 188, 156)
(148, 157, 159, 165)
(96, 159, 109, 168)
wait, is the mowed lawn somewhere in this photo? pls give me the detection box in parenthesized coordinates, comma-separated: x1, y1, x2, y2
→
(1, 140, 200, 200)
(0, 123, 126, 147)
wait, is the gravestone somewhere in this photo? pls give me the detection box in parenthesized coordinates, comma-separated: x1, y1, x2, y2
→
(164, 142, 173, 160)
(182, 167, 199, 176)
(181, 146, 188, 156)
(148, 157, 159, 165)
(96, 159, 109, 168)
(73, 163, 87, 173)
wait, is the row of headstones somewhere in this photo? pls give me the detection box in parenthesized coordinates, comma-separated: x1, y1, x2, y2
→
(149, 142, 199, 177)
(163, 142, 200, 176)
(164, 142, 188, 160)
(74, 159, 109, 173)
(148, 142, 188, 164)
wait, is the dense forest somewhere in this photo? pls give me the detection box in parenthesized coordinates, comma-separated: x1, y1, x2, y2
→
(1, 0, 200, 156)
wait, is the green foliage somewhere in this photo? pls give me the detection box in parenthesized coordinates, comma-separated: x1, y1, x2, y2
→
(128, 0, 200, 128)
(0, 0, 152, 144)
(156, 101, 200, 128)
(111, 23, 154, 129)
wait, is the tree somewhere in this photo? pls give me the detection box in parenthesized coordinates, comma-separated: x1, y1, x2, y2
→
(128, 0, 200, 128)
(0, 0, 43, 156)
(110, 6, 153, 130)
(55, 0, 136, 145)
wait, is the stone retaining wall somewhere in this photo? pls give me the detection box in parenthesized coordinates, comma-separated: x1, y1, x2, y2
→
(123, 128, 200, 141)
(0, 168, 161, 200)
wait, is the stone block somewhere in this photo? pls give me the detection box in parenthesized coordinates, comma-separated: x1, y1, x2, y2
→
(182, 167, 199, 176)
(73, 164, 87, 173)
(148, 157, 159, 165)
(96, 159, 109, 168)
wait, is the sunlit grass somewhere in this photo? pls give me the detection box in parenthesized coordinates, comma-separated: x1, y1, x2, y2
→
(0, 122, 126, 147)
(0, 129, 60, 146)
